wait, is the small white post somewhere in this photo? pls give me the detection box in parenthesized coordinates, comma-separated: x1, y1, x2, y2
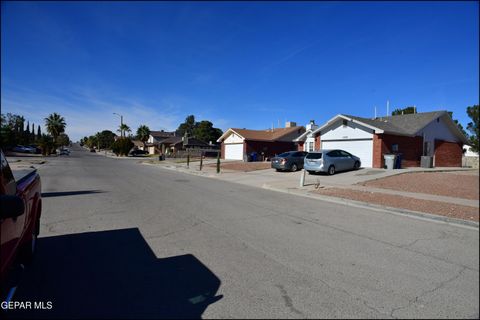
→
(299, 169, 306, 187)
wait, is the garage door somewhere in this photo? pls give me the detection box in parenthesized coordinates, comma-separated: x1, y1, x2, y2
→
(321, 139, 373, 168)
(224, 143, 244, 160)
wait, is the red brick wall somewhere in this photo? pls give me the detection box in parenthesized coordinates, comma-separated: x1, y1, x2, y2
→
(245, 140, 296, 160)
(373, 134, 423, 168)
(314, 134, 321, 150)
(297, 142, 304, 151)
(434, 140, 463, 167)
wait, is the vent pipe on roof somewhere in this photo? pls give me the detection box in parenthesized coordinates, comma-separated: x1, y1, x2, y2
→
(387, 100, 389, 116)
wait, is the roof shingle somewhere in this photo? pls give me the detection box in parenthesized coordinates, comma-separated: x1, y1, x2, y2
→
(230, 126, 305, 142)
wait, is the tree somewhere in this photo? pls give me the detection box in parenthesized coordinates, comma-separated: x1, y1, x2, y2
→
(466, 104, 479, 152)
(37, 134, 55, 156)
(31, 123, 36, 143)
(177, 115, 196, 137)
(193, 121, 223, 144)
(57, 133, 70, 147)
(97, 130, 116, 149)
(0, 113, 26, 147)
(111, 137, 133, 156)
(136, 125, 151, 150)
(391, 106, 416, 116)
(85, 135, 98, 148)
(118, 123, 131, 138)
(447, 111, 468, 137)
(37, 125, 42, 139)
(45, 112, 66, 146)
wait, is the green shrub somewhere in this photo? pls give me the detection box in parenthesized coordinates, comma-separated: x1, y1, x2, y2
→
(112, 138, 134, 156)
(38, 134, 55, 156)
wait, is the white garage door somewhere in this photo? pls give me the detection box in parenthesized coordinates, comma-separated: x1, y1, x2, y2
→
(322, 139, 373, 168)
(224, 143, 244, 160)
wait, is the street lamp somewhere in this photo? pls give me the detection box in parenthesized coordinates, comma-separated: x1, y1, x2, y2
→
(113, 113, 123, 138)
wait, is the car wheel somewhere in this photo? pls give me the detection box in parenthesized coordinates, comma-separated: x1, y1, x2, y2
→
(275, 168, 281, 172)
(328, 165, 335, 175)
(354, 161, 360, 170)
(291, 163, 298, 172)
(307, 170, 315, 175)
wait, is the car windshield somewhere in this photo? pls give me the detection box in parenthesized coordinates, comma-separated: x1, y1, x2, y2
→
(278, 152, 293, 157)
(306, 153, 322, 159)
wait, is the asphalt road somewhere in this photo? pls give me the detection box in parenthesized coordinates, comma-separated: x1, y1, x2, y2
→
(8, 145, 479, 319)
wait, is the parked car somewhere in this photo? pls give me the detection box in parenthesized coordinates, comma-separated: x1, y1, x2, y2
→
(26, 145, 41, 154)
(271, 151, 309, 172)
(89, 148, 96, 153)
(304, 149, 361, 175)
(12, 145, 35, 154)
(56, 148, 70, 156)
(129, 149, 149, 156)
(0, 150, 42, 301)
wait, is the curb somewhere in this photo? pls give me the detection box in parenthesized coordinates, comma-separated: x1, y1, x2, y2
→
(262, 184, 479, 229)
(139, 161, 479, 229)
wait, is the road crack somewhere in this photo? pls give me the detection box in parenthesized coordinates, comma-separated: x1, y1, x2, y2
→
(389, 266, 467, 318)
(275, 284, 305, 317)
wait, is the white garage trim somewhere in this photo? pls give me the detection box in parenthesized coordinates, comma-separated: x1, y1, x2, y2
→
(321, 139, 373, 168)
(224, 143, 244, 160)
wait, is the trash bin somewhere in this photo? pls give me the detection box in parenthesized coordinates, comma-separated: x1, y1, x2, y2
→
(158, 154, 165, 161)
(395, 153, 403, 169)
(384, 154, 396, 170)
(251, 152, 258, 162)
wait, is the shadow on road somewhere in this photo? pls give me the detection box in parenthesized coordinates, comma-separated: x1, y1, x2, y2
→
(7, 228, 223, 319)
(41, 190, 105, 198)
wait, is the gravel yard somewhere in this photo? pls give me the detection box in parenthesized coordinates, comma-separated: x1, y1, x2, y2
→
(207, 161, 271, 172)
(360, 171, 479, 200)
(314, 187, 479, 222)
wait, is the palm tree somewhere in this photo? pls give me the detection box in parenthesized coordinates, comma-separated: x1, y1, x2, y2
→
(118, 123, 130, 138)
(44, 113, 66, 145)
(136, 125, 151, 150)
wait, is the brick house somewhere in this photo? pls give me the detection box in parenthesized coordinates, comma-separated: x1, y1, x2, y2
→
(305, 111, 468, 168)
(217, 122, 305, 161)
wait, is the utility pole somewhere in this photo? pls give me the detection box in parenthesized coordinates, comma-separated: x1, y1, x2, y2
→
(113, 113, 124, 137)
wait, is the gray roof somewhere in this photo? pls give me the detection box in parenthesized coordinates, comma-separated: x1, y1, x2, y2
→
(160, 136, 183, 145)
(343, 111, 448, 136)
(150, 131, 176, 139)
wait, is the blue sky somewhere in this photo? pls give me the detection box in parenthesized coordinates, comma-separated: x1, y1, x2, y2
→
(1, 1, 478, 141)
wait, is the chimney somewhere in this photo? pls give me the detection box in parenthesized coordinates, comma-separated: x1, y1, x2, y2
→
(285, 121, 297, 128)
(306, 120, 318, 131)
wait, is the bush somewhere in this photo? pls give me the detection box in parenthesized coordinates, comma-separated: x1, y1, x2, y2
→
(38, 134, 55, 156)
(112, 138, 134, 156)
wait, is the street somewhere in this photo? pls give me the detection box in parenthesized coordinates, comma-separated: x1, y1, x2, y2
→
(8, 145, 479, 319)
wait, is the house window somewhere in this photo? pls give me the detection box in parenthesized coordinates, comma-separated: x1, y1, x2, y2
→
(392, 144, 398, 152)
(308, 142, 314, 152)
(342, 120, 348, 126)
